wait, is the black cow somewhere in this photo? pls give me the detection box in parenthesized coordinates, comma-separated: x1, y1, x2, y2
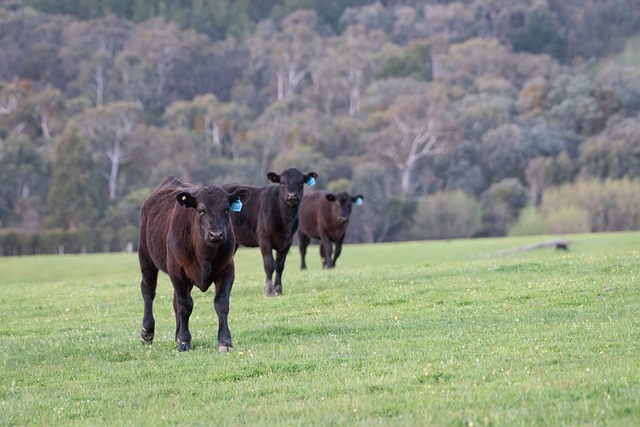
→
(138, 175, 250, 352)
(298, 190, 364, 269)
(223, 168, 318, 296)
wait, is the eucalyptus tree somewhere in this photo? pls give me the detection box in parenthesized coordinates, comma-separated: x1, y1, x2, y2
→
(248, 10, 323, 102)
(369, 85, 454, 195)
(78, 101, 143, 202)
(47, 119, 96, 230)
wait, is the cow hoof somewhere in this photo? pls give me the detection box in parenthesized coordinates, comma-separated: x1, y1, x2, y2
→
(274, 286, 283, 296)
(218, 345, 234, 353)
(177, 341, 192, 352)
(140, 327, 154, 345)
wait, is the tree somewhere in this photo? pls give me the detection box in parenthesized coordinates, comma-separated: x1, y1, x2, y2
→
(479, 123, 535, 184)
(578, 113, 640, 180)
(479, 178, 528, 237)
(61, 16, 134, 105)
(0, 133, 50, 230)
(47, 120, 96, 230)
(370, 87, 453, 195)
(313, 25, 391, 117)
(79, 101, 143, 201)
(511, 8, 566, 61)
(164, 93, 245, 160)
(547, 72, 605, 136)
(248, 10, 323, 101)
(350, 161, 415, 243)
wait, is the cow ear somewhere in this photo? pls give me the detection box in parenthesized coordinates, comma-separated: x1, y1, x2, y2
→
(267, 172, 280, 183)
(305, 172, 318, 186)
(353, 195, 364, 206)
(228, 188, 251, 212)
(325, 193, 336, 202)
(177, 192, 197, 209)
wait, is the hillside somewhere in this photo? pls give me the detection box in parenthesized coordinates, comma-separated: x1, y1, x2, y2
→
(1, 0, 640, 252)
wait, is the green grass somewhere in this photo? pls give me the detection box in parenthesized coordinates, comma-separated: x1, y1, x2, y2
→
(1, 232, 639, 426)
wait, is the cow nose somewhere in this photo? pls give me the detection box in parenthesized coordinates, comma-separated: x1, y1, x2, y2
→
(286, 193, 299, 205)
(338, 216, 349, 224)
(208, 230, 224, 242)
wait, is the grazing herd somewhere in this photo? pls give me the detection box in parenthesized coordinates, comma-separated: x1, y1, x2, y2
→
(138, 169, 363, 351)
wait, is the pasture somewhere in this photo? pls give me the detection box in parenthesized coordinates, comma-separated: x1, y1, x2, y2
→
(1, 233, 639, 426)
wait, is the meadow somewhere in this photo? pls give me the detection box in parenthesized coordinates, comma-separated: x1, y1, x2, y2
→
(1, 232, 639, 426)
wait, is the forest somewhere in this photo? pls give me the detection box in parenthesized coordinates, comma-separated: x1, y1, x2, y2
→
(1, 0, 640, 254)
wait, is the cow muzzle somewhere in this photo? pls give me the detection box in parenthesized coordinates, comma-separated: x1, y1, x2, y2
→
(285, 193, 299, 206)
(337, 216, 349, 225)
(206, 229, 225, 245)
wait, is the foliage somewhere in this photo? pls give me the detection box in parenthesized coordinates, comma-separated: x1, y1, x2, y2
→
(1, 1, 640, 245)
(479, 178, 528, 237)
(507, 207, 546, 237)
(511, 8, 566, 61)
(1, 234, 640, 425)
(413, 190, 481, 240)
(540, 178, 640, 233)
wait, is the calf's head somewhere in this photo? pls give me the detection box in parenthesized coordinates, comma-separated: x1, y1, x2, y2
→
(177, 185, 251, 246)
(326, 192, 364, 225)
(267, 168, 318, 207)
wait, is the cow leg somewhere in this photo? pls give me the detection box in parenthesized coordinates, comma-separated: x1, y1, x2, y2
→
(260, 244, 276, 297)
(214, 268, 234, 353)
(332, 234, 345, 268)
(140, 257, 158, 345)
(273, 247, 290, 295)
(319, 244, 326, 269)
(299, 232, 310, 270)
(320, 236, 334, 269)
(172, 281, 194, 351)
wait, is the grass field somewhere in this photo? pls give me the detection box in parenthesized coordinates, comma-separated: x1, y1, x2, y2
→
(1, 232, 639, 426)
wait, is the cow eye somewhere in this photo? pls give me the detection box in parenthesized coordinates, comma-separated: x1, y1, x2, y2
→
(197, 209, 205, 216)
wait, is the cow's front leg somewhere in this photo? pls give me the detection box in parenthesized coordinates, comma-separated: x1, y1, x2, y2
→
(332, 235, 345, 268)
(172, 281, 194, 351)
(214, 267, 234, 353)
(273, 246, 290, 295)
(260, 244, 276, 296)
(320, 235, 334, 269)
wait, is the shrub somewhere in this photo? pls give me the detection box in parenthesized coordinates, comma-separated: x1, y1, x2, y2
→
(413, 190, 481, 240)
(545, 206, 591, 234)
(508, 207, 547, 236)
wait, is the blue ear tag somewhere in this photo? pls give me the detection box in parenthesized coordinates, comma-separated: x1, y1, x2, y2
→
(306, 177, 316, 186)
(230, 199, 243, 212)
(355, 197, 363, 206)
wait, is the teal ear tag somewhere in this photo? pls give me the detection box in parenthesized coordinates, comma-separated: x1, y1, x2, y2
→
(307, 177, 316, 186)
(230, 199, 243, 212)
(355, 197, 363, 206)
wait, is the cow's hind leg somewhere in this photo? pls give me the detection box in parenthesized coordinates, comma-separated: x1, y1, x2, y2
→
(299, 232, 310, 270)
(140, 261, 158, 345)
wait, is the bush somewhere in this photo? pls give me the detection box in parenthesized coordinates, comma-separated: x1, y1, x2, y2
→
(508, 207, 547, 236)
(545, 206, 591, 234)
(0, 228, 110, 255)
(540, 178, 640, 232)
(413, 190, 481, 240)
